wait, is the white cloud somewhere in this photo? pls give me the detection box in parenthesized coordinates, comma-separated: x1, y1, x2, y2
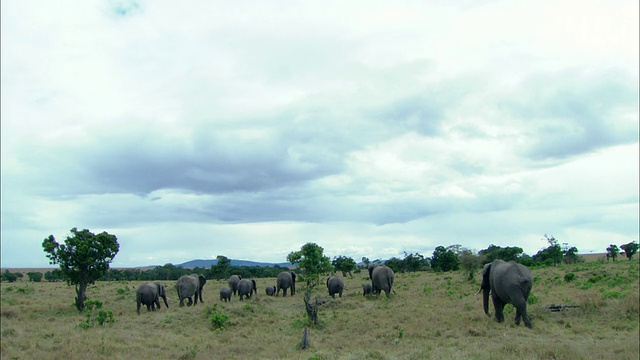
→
(1, 0, 638, 267)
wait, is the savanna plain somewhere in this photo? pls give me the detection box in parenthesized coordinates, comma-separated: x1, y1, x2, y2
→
(1, 259, 638, 360)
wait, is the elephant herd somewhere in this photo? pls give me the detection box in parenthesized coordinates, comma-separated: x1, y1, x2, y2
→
(136, 260, 535, 329)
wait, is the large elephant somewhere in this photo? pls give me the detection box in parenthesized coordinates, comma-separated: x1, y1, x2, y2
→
(276, 271, 296, 296)
(176, 274, 207, 306)
(136, 282, 169, 314)
(326, 276, 344, 298)
(479, 259, 533, 329)
(368, 264, 395, 298)
(265, 285, 276, 296)
(220, 286, 232, 302)
(228, 275, 242, 296)
(237, 279, 257, 301)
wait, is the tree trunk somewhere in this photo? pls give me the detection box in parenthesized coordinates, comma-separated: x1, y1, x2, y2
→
(75, 281, 88, 311)
(303, 290, 318, 325)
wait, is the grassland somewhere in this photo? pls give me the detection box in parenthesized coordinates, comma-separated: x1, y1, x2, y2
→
(1, 259, 638, 360)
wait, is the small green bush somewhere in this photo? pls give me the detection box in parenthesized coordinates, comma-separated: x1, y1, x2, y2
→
(564, 273, 575, 282)
(602, 291, 625, 299)
(210, 311, 230, 331)
(527, 292, 539, 305)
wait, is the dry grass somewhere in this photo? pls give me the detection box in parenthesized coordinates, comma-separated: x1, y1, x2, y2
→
(1, 260, 638, 360)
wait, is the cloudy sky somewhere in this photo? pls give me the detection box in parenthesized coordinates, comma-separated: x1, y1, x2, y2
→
(1, 1, 638, 268)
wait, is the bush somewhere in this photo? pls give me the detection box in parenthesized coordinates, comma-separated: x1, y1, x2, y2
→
(564, 273, 575, 282)
(210, 311, 230, 331)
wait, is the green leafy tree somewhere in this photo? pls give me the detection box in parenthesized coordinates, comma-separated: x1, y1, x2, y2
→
(287, 243, 332, 287)
(431, 246, 459, 272)
(620, 241, 639, 261)
(287, 243, 332, 326)
(562, 244, 579, 264)
(384, 257, 405, 273)
(27, 272, 43, 282)
(459, 248, 482, 281)
(42, 228, 119, 311)
(332, 255, 357, 277)
(479, 244, 524, 263)
(606, 244, 620, 262)
(361, 257, 370, 269)
(403, 252, 428, 272)
(2, 270, 18, 283)
(44, 269, 65, 282)
(211, 255, 231, 280)
(533, 235, 563, 266)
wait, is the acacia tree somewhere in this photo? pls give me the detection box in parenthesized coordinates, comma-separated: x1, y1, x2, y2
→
(620, 241, 639, 261)
(332, 255, 357, 277)
(606, 244, 620, 262)
(42, 228, 119, 311)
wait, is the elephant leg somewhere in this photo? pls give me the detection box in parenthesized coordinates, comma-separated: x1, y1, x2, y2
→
(492, 295, 505, 323)
(513, 300, 532, 328)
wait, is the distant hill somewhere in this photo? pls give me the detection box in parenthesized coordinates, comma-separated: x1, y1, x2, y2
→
(176, 259, 292, 268)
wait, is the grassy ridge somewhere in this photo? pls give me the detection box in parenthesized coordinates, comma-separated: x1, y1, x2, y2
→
(1, 260, 638, 359)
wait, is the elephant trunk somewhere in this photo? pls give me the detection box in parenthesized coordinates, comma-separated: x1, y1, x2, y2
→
(482, 288, 490, 315)
(162, 295, 169, 308)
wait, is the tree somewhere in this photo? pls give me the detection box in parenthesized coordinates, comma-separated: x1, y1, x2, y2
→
(562, 244, 579, 264)
(287, 243, 332, 326)
(42, 228, 119, 311)
(459, 249, 482, 281)
(27, 272, 43, 282)
(211, 255, 231, 280)
(287, 243, 332, 287)
(384, 257, 405, 273)
(332, 255, 357, 277)
(478, 244, 524, 263)
(620, 241, 639, 260)
(361, 257, 370, 269)
(431, 246, 459, 272)
(2, 270, 18, 283)
(533, 235, 563, 266)
(606, 244, 620, 262)
(403, 252, 428, 272)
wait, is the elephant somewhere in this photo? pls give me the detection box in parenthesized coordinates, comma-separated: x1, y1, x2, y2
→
(220, 286, 232, 302)
(265, 285, 276, 296)
(276, 271, 296, 296)
(228, 275, 242, 296)
(368, 264, 395, 298)
(237, 279, 257, 301)
(176, 274, 207, 306)
(362, 283, 373, 296)
(326, 276, 344, 298)
(136, 282, 169, 314)
(479, 259, 533, 329)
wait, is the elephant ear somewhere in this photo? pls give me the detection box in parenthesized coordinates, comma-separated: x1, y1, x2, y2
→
(199, 275, 207, 286)
(481, 263, 491, 289)
(156, 283, 164, 296)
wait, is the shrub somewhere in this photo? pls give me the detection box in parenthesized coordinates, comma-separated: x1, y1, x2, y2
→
(602, 291, 625, 299)
(527, 292, 539, 305)
(210, 311, 230, 331)
(564, 273, 575, 282)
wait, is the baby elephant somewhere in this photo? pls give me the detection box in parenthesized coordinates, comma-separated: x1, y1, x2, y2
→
(362, 283, 373, 296)
(265, 285, 276, 296)
(326, 276, 344, 299)
(220, 287, 232, 302)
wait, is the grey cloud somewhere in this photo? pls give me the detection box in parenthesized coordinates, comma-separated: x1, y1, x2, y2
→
(504, 70, 638, 160)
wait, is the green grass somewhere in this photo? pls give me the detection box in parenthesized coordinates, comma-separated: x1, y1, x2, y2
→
(1, 260, 638, 359)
